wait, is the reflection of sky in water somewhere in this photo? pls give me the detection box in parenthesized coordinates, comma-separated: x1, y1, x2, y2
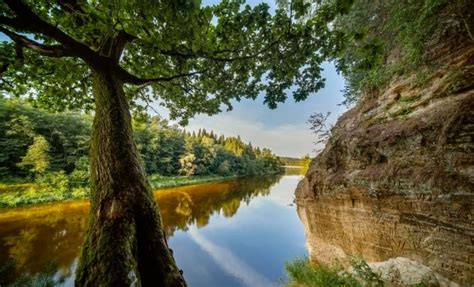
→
(188, 227, 273, 287)
(0, 176, 307, 286)
(169, 176, 307, 287)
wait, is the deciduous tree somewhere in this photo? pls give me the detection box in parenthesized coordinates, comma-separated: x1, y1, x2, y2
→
(18, 135, 50, 174)
(0, 0, 351, 285)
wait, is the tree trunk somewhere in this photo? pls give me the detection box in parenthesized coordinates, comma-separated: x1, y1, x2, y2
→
(75, 70, 186, 287)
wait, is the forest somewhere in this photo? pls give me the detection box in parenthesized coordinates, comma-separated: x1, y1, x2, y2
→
(0, 98, 282, 207)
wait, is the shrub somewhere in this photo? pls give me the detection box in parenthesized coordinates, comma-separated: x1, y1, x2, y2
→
(217, 160, 231, 175)
(35, 171, 71, 195)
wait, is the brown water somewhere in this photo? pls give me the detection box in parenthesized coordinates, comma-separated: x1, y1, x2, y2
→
(0, 175, 307, 286)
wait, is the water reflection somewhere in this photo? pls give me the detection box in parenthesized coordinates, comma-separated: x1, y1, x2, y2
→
(0, 201, 88, 283)
(0, 175, 307, 286)
(187, 226, 273, 287)
(282, 166, 305, 176)
(157, 176, 278, 237)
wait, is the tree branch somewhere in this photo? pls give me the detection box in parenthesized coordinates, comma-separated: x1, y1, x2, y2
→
(117, 67, 209, 86)
(57, 0, 84, 14)
(0, 15, 29, 30)
(111, 30, 136, 62)
(56, 0, 89, 27)
(3, 0, 109, 68)
(0, 27, 73, 57)
(155, 39, 280, 63)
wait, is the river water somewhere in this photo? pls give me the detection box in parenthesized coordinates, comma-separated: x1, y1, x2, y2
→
(0, 175, 307, 286)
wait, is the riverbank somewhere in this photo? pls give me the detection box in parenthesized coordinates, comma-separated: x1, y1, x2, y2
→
(0, 174, 245, 208)
(149, 174, 241, 189)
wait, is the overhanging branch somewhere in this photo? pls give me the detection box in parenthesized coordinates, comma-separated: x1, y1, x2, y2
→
(3, 0, 109, 68)
(155, 40, 279, 63)
(111, 30, 136, 62)
(0, 15, 29, 30)
(117, 67, 209, 86)
(0, 27, 73, 57)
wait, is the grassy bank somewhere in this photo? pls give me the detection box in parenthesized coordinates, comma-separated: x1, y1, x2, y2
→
(0, 174, 241, 209)
(285, 258, 384, 287)
(149, 174, 240, 189)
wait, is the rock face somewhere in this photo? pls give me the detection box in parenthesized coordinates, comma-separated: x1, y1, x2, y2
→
(295, 42, 474, 285)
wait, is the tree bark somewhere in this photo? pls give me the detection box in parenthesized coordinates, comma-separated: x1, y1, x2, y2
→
(75, 70, 186, 287)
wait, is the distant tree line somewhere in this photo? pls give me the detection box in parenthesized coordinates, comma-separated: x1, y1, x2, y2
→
(0, 99, 282, 182)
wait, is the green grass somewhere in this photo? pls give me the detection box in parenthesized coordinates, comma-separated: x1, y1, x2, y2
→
(0, 174, 241, 208)
(285, 258, 384, 287)
(149, 174, 240, 189)
(0, 182, 38, 193)
(0, 186, 88, 208)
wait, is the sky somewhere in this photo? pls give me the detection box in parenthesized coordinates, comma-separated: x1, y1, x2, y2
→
(153, 62, 347, 158)
(0, 0, 348, 158)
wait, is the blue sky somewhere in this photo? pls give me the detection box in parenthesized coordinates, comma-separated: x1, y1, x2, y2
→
(0, 1, 348, 157)
(168, 62, 347, 157)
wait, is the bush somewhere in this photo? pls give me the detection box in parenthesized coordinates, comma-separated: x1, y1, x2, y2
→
(217, 160, 231, 175)
(69, 156, 90, 188)
(35, 171, 71, 195)
(71, 187, 90, 198)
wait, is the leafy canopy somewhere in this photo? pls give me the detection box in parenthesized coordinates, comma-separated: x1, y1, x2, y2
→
(0, 0, 352, 123)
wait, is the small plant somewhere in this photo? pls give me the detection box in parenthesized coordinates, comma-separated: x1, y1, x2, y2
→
(308, 112, 332, 152)
(285, 258, 360, 287)
(350, 257, 384, 286)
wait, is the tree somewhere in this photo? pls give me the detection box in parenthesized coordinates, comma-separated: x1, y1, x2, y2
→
(18, 135, 50, 174)
(179, 153, 197, 177)
(0, 112, 35, 177)
(0, 0, 351, 285)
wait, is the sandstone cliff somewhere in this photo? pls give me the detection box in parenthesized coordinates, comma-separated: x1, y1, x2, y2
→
(295, 40, 474, 285)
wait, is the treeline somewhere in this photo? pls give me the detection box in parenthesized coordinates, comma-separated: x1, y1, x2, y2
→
(0, 99, 282, 183)
(133, 116, 282, 177)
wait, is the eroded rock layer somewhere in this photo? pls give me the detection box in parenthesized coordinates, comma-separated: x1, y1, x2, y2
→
(295, 43, 474, 285)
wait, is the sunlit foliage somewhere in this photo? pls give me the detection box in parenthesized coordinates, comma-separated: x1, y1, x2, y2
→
(331, 0, 473, 104)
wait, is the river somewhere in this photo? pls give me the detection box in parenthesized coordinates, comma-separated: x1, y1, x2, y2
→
(0, 175, 307, 286)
